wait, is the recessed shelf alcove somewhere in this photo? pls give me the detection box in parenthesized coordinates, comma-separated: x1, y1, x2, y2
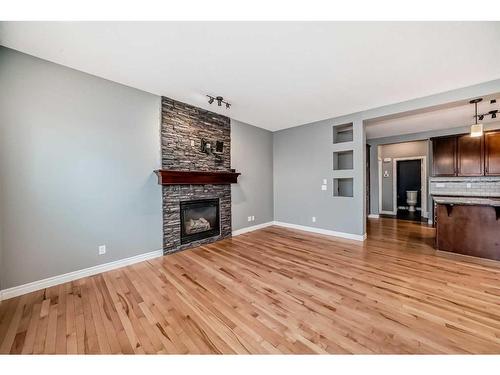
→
(332, 123, 353, 144)
(333, 150, 354, 170)
(333, 178, 354, 197)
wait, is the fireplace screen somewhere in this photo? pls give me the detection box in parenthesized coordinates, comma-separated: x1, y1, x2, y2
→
(180, 198, 220, 244)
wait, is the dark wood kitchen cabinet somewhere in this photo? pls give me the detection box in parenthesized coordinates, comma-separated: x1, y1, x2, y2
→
(432, 136, 457, 176)
(457, 134, 484, 176)
(485, 130, 500, 176)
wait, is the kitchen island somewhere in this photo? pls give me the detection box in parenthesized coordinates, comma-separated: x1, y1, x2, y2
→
(434, 196, 500, 260)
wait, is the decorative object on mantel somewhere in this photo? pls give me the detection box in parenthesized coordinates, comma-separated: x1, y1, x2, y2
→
(207, 95, 231, 109)
(201, 138, 224, 155)
(154, 170, 241, 185)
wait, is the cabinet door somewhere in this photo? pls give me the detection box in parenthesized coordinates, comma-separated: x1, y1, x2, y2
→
(432, 136, 457, 176)
(457, 134, 484, 176)
(485, 130, 500, 176)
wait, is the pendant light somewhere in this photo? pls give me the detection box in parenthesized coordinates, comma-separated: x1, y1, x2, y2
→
(470, 98, 483, 137)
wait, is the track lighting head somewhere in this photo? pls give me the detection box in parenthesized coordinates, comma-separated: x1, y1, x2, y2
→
(207, 95, 231, 109)
(479, 115, 484, 121)
(490, 110, 498, 119)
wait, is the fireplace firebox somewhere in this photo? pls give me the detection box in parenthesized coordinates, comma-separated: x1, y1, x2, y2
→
(180, 198, 220, 244)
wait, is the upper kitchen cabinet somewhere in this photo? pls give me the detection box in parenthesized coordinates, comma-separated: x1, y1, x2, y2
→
(432, 136, 457, 176)
(457, 134, 484, 176)
(485, 130, 500, 176)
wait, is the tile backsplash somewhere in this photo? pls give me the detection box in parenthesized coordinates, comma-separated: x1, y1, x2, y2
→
(429, 176, 500, 197)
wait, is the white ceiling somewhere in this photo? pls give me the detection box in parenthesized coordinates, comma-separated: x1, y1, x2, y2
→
(1, 21, 500, 132)
(365, 96, 500, 139)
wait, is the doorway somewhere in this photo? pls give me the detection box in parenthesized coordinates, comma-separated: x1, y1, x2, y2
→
(395, 158, 424, 222)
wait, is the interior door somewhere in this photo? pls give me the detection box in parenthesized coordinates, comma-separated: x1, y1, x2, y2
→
(397, 160, 422, 209)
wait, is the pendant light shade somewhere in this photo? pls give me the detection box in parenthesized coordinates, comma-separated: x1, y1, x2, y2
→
(470, 98, 483, 137)
(470, 123, 483, 137)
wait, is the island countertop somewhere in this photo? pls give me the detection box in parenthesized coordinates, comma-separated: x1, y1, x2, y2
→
(433, 196, 500, 207)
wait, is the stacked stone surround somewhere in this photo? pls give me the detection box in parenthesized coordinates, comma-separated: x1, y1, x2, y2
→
(160, 97, 232, 254)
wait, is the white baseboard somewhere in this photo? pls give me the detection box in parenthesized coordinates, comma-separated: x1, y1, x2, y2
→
(379, 210, 396, 215)
(0, 249, 164, 301)
(232, 221, 274, 236)
(368, 214, 380, 219)
(273, 221, 366, 241)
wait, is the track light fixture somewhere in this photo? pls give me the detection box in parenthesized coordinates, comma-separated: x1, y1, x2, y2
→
(207, 95, 231, 109)
(472, 98, 500, 124)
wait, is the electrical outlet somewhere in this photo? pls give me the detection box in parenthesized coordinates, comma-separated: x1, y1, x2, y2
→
(248, 216, 252, 222)
(251, 216, 255, 221)
(98, 245, 106, 255)
(321, 184, 327, 191)
(312, 216, 316, 223)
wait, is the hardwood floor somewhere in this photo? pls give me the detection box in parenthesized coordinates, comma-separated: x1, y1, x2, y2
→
(2, 218, 500, 354)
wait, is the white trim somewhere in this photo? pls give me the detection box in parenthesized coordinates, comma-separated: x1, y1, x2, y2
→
(273, 221, 366, 241)
(392, 156, 428, 218)
(428, 218, 433, 225)
(232, 221, 274, 236)
(379, 210, 395, 215)
(378, 159, 383, 214)
(0, 249, 163, 301)
(368, 214, 380, 219)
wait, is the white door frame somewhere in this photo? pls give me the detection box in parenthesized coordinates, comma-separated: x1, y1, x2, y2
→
(378, 159, 395, 215)
(392, 156, 428, 218)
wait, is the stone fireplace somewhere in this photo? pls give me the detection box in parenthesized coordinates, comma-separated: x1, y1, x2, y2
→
(158, 97, 239, 254)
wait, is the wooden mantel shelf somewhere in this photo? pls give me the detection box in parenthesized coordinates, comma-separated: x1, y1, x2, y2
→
(154, 170, 241, 185)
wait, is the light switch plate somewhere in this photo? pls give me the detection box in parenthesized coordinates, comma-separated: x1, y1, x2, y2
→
(98, 245, 106, 255)
(323, 179, 327, 185)
(436, 183, 446, 188)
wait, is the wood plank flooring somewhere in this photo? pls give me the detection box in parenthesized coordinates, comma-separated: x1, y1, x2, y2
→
(2, 218, 500, 354)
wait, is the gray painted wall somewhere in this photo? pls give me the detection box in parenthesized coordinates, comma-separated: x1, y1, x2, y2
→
(273, 79, 500, 236)
(0, 47, 164, 289)
(273, 116, 366, 236)
(378, 141, 429, 213)
(231, 120, 274, 230)
(0, 47, 277, 289)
